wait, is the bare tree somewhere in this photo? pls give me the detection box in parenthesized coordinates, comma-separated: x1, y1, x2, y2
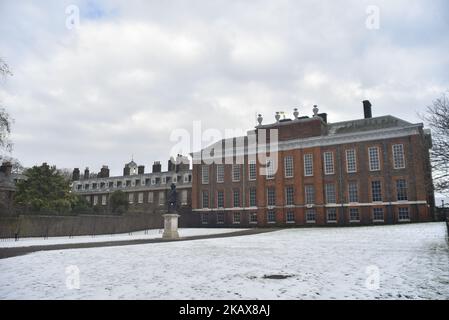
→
(0, 58, 13, 155)
(422, 92, 449, 194)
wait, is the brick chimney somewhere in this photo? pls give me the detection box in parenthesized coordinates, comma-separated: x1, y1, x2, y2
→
(138, 165, 145, 174)
(363, 100, 372, 119)
(152, 161, 161, 173)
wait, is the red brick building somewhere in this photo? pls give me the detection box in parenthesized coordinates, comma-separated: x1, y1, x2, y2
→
(191, 102, 434, 227)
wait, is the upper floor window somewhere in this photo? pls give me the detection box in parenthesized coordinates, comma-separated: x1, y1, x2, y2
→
(304, 154, 313, 176)
(323, 152, 334, 175)
(201, 165, 209, 184)
(232, 164, 241, 182)
(393, 144, 405, 169)
(216, 164, 224, 183)
(284, 156, 294, 178)
(161, 176, 166, 184)
(266, 160, 275, 179)
(368, 147, 381, 171)
(346, 149, 357, 173)
(248, 160, 257, 181)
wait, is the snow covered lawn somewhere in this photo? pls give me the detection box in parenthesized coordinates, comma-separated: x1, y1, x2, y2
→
(0, 228, 246, 248)
(1, 222, 448, 299)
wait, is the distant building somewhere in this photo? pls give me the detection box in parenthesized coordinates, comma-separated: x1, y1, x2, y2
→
(0, 161, 26, 214)
(71, 155, 192, 213)
(191, 101, 435, 227)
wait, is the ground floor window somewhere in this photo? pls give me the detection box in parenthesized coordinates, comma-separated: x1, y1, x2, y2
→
(326, 208, 337, 223)
(306, 209, 316, 223)
(201, 213, 208, 224)
(217, 212, 225, 224)
(286, 211, 295, 223)
(398, 207, 410, 221)
(373, 208, 384, 222)
(249, 212, 258, 224)
(349, 208, 360, 222)
(101, 195, 107, 206)
(267, 210, 276, 223)
(233, 212, 241, 224)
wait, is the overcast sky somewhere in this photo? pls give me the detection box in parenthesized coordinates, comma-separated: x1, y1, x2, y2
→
(1, 0, 448, 180)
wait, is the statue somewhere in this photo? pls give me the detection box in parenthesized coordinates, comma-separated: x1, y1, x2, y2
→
(167, 183, 177, 213)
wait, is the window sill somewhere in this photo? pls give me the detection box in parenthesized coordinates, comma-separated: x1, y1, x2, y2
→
(350, 220, 360, 223)
(398, 219, 410, 222)
(327, 220, 337, 223)
(286, 221, 295, 224)
(267, 221, 276, 224)
(373, 220, 384, 223)
(306, 220, 316, 224)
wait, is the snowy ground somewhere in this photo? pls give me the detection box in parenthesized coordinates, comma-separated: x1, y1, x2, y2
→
(0, 222, 448, 300)
(0, 228, 246, 248)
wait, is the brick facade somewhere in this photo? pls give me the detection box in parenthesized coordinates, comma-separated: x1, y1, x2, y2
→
(191, 108, 434, 227)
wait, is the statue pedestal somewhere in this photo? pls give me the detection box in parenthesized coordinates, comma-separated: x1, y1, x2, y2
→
(162, 213, 180, 239)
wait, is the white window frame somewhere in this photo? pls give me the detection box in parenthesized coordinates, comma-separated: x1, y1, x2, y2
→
(232, 164, 241, 182)
(373, 208, 384, 222)
(267, 187, 276, 207)
(201, 213, 208, 225)
(326, 208, 337, 223)
(128, 193, 134, 204)
(323, 152, 335, 175)
(217, 191, 225, 208)
(148, 192, 154, 203)
(349, 208, 360, 222)
(249, 188, 257, 207)
(285, 186, 294, 206)
(305, 185, 315, 205)
(348, 181, 359, 203)
(233, 189, 240, 208)
(306, 209, 316, 223)
(266, 160, 275, 180)
(267, 210, 276, 223)
(284, 156, 294, 178)
(346, 149, 357, 173)
(398, 207, 410, 222)
(304, 154, 313, 176)
(101, 195, 107, 206)
(216, 164, 225, 183)
(202, 191, 209, 209)
(233, 212, 241, 224)
(248, 160, 257, 181)
(93, 195, 98, 206)
(325, 183, 336, 204)
(368, 147, 381, 171)
(393, 144, 406, 169)
(201, 165, 209, 184)
(249, 212, 258, 224)
(286, 211, 295, 223)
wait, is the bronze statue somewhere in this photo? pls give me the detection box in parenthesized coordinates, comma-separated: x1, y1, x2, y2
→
(167, 183, 177, 213)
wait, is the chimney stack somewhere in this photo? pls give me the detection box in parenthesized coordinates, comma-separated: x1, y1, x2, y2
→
(138, 165, 145, 174)
(84, 167, 90, 180)
(72, 168, 80, 181)
(99, 165, 110, 178)
(152, 161, 161, 173)
(0, 161, 12, 177)
(123, 165, 130, 176)
(363, 100, 372, 119)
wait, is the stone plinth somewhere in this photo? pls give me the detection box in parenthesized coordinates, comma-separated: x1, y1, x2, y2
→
(162, 213, 180, 239)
